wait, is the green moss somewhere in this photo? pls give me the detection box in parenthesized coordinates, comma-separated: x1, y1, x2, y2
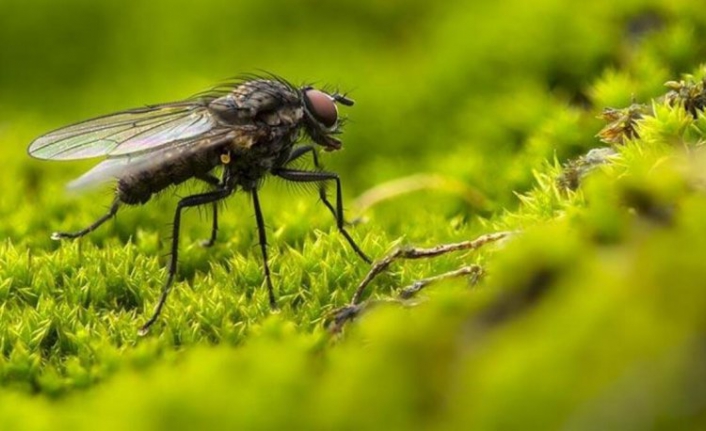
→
(1, 0, 706, 428)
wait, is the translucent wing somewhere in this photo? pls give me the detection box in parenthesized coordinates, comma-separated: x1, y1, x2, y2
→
(67, 157, 139, 191)
(28, 101, 218, 160)
(67, 129, 234, 191)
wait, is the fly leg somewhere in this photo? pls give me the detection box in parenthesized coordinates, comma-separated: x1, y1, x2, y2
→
(51, 198, 120, 240)
(274, 168, 372, 264)
(251, 188, 277, 309)
(284, 145, 337, 221)
(195, 174, 222, 248)
(139, 186, 233, 335)
(285, 145, 316, 164)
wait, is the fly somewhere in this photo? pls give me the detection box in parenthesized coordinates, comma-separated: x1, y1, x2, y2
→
(28, 75, 372, 334)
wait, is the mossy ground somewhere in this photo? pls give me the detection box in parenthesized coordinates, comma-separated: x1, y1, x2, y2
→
(1, 0, 706, 429)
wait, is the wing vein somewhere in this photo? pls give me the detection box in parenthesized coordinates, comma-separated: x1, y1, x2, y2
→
(29, 102, 217, 160)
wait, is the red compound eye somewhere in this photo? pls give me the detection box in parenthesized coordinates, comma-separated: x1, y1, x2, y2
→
(304, 89, 338, 127)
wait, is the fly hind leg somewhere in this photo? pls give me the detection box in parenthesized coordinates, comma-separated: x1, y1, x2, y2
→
(51, 198, 120, 240)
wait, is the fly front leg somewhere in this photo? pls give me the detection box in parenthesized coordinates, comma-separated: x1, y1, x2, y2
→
(51, 198, 120, 240)
(139, 186, 233, 335)
(274, 168, 372, 264)
(284, 145, 337, 219)
(286, 145, 319, 165)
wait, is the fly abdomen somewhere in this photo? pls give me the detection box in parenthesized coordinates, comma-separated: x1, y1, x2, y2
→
(118, 144, 222, 205)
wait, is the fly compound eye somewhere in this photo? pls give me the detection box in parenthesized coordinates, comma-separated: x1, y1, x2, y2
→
(304, 89, 338, 128)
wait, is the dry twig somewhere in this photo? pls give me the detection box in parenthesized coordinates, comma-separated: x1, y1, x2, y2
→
(328, 231, 515, 332)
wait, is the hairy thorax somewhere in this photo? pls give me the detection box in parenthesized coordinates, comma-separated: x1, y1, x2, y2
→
(117, 79, 306, 204)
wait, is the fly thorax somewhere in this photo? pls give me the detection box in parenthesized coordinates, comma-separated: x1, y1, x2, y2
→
(260, 105, 304, 127)
(209, 95, 252, 125)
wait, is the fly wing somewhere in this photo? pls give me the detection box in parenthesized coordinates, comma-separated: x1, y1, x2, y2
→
(66, 157, 138, 191)
(65, 127, 261, 192)
(28, 101, 218, 160)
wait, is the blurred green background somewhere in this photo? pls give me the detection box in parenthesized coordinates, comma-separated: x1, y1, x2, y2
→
(1, 0, 676, 207)
(1, 0, 702, 212)
(2, 0, 704, 231)
(2, 0, 706, 429)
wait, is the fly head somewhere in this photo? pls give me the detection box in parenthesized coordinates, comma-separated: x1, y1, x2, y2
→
(300, 87, 354, 152)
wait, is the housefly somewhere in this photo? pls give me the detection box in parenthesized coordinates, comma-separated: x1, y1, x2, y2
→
(28, 75, 371, 334)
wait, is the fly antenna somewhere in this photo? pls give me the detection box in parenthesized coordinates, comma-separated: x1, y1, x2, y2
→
(332, 93, 354, 106)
